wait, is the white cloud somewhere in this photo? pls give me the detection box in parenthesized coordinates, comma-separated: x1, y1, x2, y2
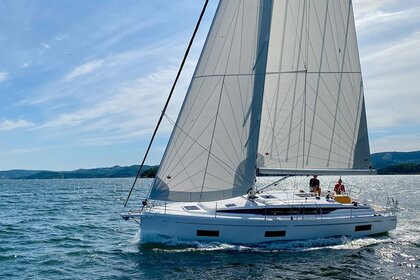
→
(372, 133, 420, 153)
(362, 32, 420, 130)
(0, 72, 10, 83)
(36, 56, 196, 147)
(353, 1, 420, 36)
(41, 42, 51, 49)
(65, 59, 104, 81)
(363, 32, 420, 75)
(54, 34, 69, 41)
(22, 36, 186, 106)
(41, 62, 190, 131)
(0, 119, 33, 131)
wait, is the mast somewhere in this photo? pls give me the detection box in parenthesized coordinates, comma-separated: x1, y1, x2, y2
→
(248, 0, 274, 194)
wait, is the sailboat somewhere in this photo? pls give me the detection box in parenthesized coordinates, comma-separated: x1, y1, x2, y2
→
(122, 0, 397, 245)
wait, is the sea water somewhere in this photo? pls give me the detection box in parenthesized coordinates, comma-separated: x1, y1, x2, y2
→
(0, 176, 419, 279)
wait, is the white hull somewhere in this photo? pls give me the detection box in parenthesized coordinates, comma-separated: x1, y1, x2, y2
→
(140, 213, 396, 245)
(124, 190, 397, 245)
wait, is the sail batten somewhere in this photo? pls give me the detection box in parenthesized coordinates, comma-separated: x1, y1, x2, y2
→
(258, 167, 375, 176)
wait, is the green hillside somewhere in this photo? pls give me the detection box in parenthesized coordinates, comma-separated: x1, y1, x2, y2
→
(377, 163, 420, 175)
(1, 150, 420, 179)
(371, 151, 420, 169)
(0, 165, 156, 179)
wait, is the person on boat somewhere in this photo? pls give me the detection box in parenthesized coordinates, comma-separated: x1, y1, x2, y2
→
(334, 179, 346, 195)
(309, 175, 321, 196)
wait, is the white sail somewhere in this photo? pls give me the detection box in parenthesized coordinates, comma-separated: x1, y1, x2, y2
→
(150, 0, 273, 202)
(150, 0, 372, 201)
(258, 0, 372, 174)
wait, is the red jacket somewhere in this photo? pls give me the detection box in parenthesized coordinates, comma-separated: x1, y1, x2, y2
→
(334, 183, 345, 194)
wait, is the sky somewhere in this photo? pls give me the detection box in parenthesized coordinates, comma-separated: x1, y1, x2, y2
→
(0, 0, 419, 171)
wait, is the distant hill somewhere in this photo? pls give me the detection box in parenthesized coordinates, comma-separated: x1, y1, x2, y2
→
(377, 163, 420, 175)
(371, 151, 420, 170)
(0, 169, 46, 179)
(139, 166, 159, 178)
(1, 150, 419, 179)
(0, 165, 157, 180)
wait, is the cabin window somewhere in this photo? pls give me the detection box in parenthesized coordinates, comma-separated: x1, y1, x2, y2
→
(261, 195, 276, 199)
(225, 203, 236, 207)
(197, 230, 219, 237)
(265, 230, 286, 237)
(184, 205, 200, 211)
(355, 224, 372, 232)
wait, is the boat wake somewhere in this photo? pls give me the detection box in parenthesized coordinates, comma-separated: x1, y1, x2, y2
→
(135, 230, 394, 253)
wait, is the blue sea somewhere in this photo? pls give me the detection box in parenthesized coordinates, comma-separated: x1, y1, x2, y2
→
(1, 176, 419, 279)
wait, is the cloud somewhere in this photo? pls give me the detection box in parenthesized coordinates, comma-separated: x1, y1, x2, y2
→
(0, 119, 34, 131)
(363, 32, 420, 76)
(32, 51, 198, 151)
(64, 59, 104, 81)
(362, 32, 420, 130)
(353, 0, 420, 36)
(372, 133, 420, 153)
(0, 72, 10, 83)
(39, 61, 194, 143)
(22, 38, 182, 106)
(41, 42, 51, 49)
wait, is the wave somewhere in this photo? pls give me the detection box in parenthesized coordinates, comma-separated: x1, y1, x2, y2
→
(135, 232, 395, 253)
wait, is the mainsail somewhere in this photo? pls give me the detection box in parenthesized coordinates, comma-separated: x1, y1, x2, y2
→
(258, 0, 371, 175)
(149, 0, 372, 202)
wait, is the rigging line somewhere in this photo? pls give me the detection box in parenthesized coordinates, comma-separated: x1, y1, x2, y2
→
(286, 0, 307, 162)
(327, 0, 352, 167)
(164, 114, 258, 189)
(158, 113, 218, 189)
(306, 0, 329, 165)
(123, 0, 210, 207)
(199, 0, 229, 74)
(200, 76, 225, 201)
(161, 76, 223, 177)
(305, 79, 357, 143)
(269, 0, 289, 163)
(261, 72, 298, 154)
(210, 1, 241, 76)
